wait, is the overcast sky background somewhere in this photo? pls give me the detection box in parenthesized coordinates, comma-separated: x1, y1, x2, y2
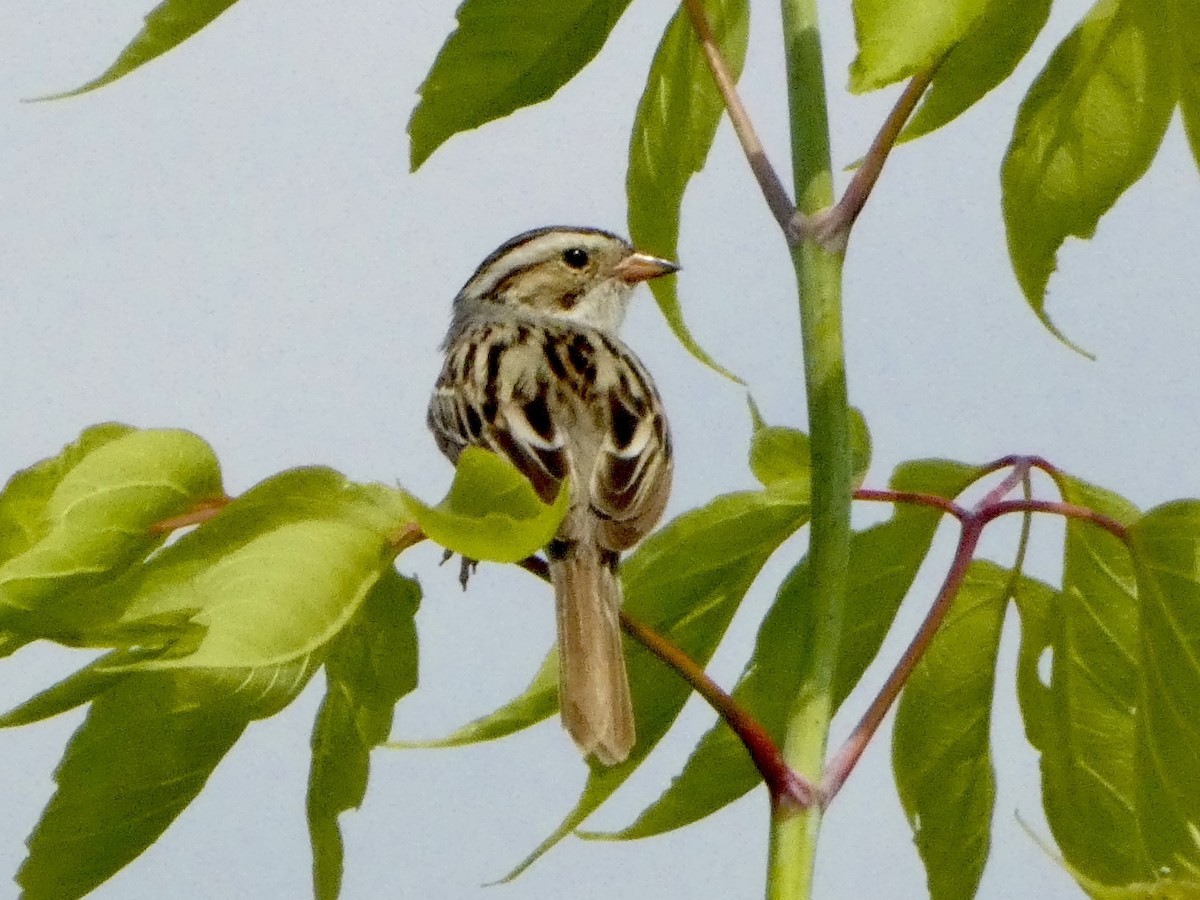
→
(2, 1, 1198, 898)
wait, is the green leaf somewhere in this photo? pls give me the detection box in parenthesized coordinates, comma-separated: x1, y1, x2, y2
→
(0, 424, 132, 563)
(850, 0, 989, 92)
(898, 0, 1053, 143)
(748, 408, 869, 490)
(0, 426, 224, 628)
(0, 648, 156, 728)
(749, 426, 811, 489)
(627, 0, 748, 381)
(111, 468, 406, 680)
(894, 560, 1010, 900)
(1011, 572, 1057, 755)
(503, 482, 810, 878)
(408, 0, 633, 170)
(1017, 474, 1154, 886)
(17, 672, 249, 900)
(1128, 501, 1200, 874)
(404, 447, 569, 564)
(37, 0, 240, 100)
(309, 569, 420, 900)
(1016, 496, 1200, 892)
(388, 652, 558, 749)
(1181, 0, 1200, 168)
(1001, 0, 1178, 339)
(597, 458, 980, 840)
(14, 467, 411, 897)
(848, 408, 873, 488)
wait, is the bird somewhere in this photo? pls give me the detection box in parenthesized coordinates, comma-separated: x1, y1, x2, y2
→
(427, 226, 677, 765)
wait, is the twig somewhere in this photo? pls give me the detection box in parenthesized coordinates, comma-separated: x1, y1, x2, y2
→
(979, 498, 1129, 541)
(682, 0, 796, 233)
(147, 496, 230, 534)
(518, 554, 815, 808)
(795, 65, 938, 253)
(978, 457, 1034, 509)
(620, 606, 817, 810)
(388, 521, 425, 553)
(978, 454, 1058, 479)
(821, 514, 983, 802)
(854, 487, 965, 520)
(824, 458, 1130, 800)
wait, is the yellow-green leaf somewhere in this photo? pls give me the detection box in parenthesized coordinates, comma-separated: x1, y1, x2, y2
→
(404, 447, 569, 564)
(1180, 0, 1200, 167)
(894, 560, 1009, 900)
(898, 0, 1053, 142)
(627, 0, 748, 380)
(0, 426, 224, 626)
(408, 0, 633, 170)
(388, 652, 558, 749)
(38, 0, 240, 100)
(308, 570, 420, 900)
(1001, 0, 1177, 340)
(17, 672, 249, 900)
(850, 0, 989, 92)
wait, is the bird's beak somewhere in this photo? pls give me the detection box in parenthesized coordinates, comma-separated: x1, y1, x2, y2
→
(614, 251, 680, 284)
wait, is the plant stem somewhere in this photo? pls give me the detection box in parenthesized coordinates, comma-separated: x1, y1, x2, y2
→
(798, 67, 937, 251)
(683, 0, 795, 230)
(821, 518, 983, 801)
(619, 608, 818, 809)
(769, 2, 848, 898)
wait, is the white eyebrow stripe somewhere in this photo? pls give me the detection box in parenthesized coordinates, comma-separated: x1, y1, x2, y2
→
(462, 231, 623, 299)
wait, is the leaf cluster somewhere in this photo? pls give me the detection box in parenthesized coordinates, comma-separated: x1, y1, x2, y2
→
(0, 429, 563, 898)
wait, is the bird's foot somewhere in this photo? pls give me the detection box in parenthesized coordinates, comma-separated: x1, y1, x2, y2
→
(440, 548, 479, 590)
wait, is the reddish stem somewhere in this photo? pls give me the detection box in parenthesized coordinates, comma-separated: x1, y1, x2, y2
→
(821, 515, 984, 802)
(978, 458, 1033, 508)
(682, 0, 795, 233)
(978, 454, 1058, 479)
(620, 609, 817, 810)
(518, 556, 815, 807)
(824, 458, 1130, 801)
(796, 66, 938, 251)
(148, 496, 230, 534)
(854, 488, 965, 519)
(979, 498, 1128, 541)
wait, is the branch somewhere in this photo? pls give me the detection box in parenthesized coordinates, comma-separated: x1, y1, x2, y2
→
(147, 496, 230, 534)
(979, 498, 1129, 542)
(796, 65, 938, 253)
(517, 554, 815, 808)
(621, 605, 818, 810)
(682, 0, 796, 233)
(821, 514, 983, 802)
(824, 456, 1130, 800)
(854, 487, 965, 520)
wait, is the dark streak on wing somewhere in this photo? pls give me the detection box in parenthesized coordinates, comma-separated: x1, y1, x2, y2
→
(566, 333, 597, 383)
(544, 346, 568, 382)
(491, 428, 562, 505)
(485, 341, 504, 388)
(589, 338, 673, 551)
(429, 322, 571, 509)
(608, 396, 638, 450)
(524, 390, 556, 442)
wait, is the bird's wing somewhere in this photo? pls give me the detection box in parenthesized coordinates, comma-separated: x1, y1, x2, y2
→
(587, 339, 673, 552)
(427, 323, 570, 506)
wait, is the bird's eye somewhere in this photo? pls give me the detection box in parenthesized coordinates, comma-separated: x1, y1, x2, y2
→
(562, 247, 589, 269)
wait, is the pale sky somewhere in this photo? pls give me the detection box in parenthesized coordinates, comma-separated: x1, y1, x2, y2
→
(2, 1, 1198, 898)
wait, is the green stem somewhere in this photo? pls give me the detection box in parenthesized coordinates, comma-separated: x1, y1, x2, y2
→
(768, 1, 849, 899)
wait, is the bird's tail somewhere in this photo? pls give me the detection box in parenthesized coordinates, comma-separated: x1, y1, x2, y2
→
(551, 545, 635, 765)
